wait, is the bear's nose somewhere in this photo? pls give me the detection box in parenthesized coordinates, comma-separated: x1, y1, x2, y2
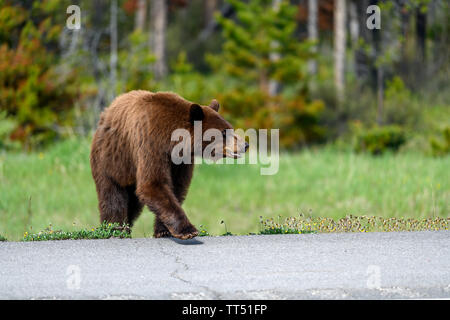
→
(245, 142, 249, 151)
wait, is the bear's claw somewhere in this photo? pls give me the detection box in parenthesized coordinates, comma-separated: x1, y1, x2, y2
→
(170, 223, 199, 240)
(154, 230, 172, 238)
(172, 229, 199, 240)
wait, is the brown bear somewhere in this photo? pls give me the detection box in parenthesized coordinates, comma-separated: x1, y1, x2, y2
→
(90, 90, 248, 240)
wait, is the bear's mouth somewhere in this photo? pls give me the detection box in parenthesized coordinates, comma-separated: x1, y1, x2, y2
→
(224, 148, 243, 158)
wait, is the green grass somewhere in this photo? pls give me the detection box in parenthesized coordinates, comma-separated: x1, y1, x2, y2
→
(0, 138, 449, 241)
(22, 222, 131, 241)
(259, 214, 448, 234)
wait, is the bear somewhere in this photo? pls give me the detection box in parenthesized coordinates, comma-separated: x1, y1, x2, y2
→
(90, 90, 248, 240)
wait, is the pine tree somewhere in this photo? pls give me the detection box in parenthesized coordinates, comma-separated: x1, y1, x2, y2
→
(207, 0, 324, 148)
(208, 0, 314, 95)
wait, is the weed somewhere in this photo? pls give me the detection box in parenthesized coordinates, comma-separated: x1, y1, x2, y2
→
(220, 220, 233, 236)
(198, 225, 210, 237)
(22, 222, 131, 241)
(260, 213, 449, 234)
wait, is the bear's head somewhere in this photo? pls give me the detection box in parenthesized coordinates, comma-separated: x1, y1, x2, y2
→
(189, 100, 248, 159)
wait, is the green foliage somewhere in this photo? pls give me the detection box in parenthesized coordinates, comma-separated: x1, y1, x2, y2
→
(205, 0, 323, 148)
(220, 220, 234, 236)
(22, 222, 131, 241)
(0, 234, 7, 241)
(354, 125, 407, 155)
(208, 0, 313, 89)
(0, 0, 79, 149)
(0, 111, 20, 150)
(430, 127, 450, 156)
(162, 52, 226, 104)
(118, 30, 156, 92)
(260, 214, 449, 234)
(382, 77, 422, 128)
(197, 225, 210, 237)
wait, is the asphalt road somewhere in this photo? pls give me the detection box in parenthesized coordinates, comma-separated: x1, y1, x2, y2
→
(0, 231, 449, 299)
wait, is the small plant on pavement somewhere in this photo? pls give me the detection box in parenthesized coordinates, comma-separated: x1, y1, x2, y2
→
(22, 222, 131, 241)
(260, 213, 449, 234)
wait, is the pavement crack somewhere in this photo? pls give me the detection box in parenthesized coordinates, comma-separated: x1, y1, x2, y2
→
(156, 240, 221, 299)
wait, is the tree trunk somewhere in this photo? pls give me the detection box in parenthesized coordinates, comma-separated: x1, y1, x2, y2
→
(416, 8, 426, 62)
(150, 0, 168, 80)
(268, 0, 281, 96)
(204, 0, 217, 28)
(370, 0, 382, 124)
(376, 66, 383, 125)
(110, 0, 118, 101)
(354, 0, 371, 81)
(307, 0, 318, 75)
(135, 0, 147, 31)
(348, 0, 359, 76)
(334, 0, 346, 102)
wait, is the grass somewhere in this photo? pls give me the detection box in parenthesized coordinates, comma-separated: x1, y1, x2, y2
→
(259, 214, 449, 234)
(21, 222, 131, 241)
(0, 137, 449, 241)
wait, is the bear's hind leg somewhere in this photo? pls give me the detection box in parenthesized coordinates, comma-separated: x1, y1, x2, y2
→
(126, 185, 144, 227)
(96, 176, 130, 230)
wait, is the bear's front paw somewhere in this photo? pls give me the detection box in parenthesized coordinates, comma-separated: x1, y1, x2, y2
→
(171, 222, 199, 240)
(154, 230, 172, 238)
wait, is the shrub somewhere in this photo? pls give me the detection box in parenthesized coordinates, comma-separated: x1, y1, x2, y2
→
(22, 222, 131, 241)
(354, 125, 406, 155)
(430, 126, 450, 156)
(382, 76, 422, 129)
(0, 1, 80, 149)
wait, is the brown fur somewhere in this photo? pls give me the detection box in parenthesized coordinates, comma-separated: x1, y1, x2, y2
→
(90, 90, 237, 240)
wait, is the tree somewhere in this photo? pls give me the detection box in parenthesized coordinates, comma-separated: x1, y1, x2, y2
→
(135, 0, 147, 31)
(0, 0, 80, 148)
(150, 0, 168, 79)
(307, 0, 318, 75)
(110, 0, 118, 101)
(209, 0, 314, 94)
(416, 5, 427, 62)
(269, 0, 282, 96)
(207, 0, 324, 148)
(334, 0, 346, 102)
(204, 0, 218, 28)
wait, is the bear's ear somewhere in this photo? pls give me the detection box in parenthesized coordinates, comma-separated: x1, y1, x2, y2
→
(209, 99, 220, 112)
(189, 104, 204, 123)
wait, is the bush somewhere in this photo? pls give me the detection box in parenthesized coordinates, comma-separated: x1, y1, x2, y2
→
(382, 76, 422, 129)
(0, 1, 80, 149)
(430, 127, 450, 156)
(354, 125, 406, 155)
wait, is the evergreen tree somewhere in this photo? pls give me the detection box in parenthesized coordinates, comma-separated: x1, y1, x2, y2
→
(208, 0, 314, 95)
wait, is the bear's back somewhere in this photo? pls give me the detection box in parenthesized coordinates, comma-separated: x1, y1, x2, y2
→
(93, 90, 192, 161)
(100, 90, 190, 129)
